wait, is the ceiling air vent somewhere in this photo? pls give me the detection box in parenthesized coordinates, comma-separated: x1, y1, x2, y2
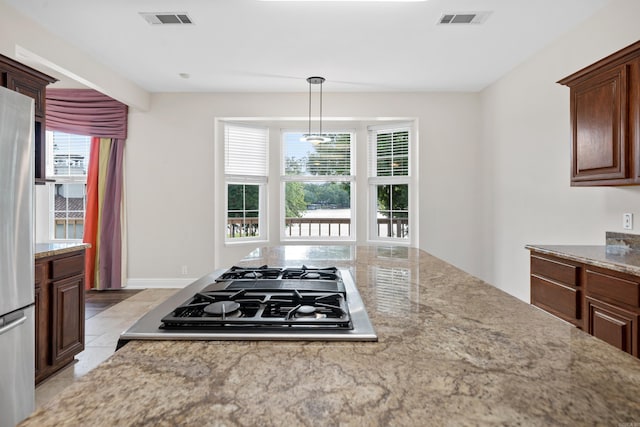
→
(438, 12, 491, 25)
(139, 12, 193, 25)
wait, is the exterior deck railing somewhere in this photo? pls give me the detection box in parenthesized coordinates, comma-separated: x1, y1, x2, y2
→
(227, 217, 408, 238)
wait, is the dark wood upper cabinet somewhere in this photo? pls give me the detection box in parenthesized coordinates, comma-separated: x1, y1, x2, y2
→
(0, 53, 57, 184)
(571, 65, 628, 181)
(558, 41, 640, 186)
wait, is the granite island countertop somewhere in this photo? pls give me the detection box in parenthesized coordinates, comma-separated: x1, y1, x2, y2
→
(20, 245, 640, 426)
(35, 242, 89, 259)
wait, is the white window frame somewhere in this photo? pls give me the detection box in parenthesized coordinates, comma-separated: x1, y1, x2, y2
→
(223, 122, 269, 243)
(46, 130, 90, 242)
(280, 129, 356, 242)
(225, 177, 267, 241)
(367, 123, 414, 244)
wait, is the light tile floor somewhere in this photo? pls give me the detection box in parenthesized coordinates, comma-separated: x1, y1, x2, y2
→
(35, 288, 179, 408)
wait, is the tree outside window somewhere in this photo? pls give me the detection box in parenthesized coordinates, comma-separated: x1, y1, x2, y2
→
(282, 132, 353, 239)
(227, 184, 260, 238)
(224, 123, 268, 241)
(369, 127, 410, 240)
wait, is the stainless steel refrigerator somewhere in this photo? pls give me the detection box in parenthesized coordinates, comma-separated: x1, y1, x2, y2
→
(0, 86, 35, 426)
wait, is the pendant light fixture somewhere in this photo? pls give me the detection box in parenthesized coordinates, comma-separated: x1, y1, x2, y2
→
(301, 76, 332, 143)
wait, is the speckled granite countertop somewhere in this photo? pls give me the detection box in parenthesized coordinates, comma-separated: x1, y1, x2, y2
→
(20, 245, 640, 426)
(35, 242, 89, 259)
(526, 244, 640, 276)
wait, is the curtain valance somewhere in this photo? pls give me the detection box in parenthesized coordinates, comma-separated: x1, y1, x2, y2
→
(46, 89, 128, 139)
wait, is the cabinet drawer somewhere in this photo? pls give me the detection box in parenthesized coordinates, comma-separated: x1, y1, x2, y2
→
(586, 269, 639, 308)
(531, 255, 579, 286)
(531, 275, 580, 323)
(50, 254, 84, 281)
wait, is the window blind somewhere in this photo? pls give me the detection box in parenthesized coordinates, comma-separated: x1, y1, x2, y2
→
(225, 123, 268, 177)
(284, 132, 351, 176)
(48, 131, 91, 177)
(368, 127, 409, 177)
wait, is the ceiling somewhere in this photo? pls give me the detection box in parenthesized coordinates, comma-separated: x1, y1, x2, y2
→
(5, 0, 609, 93)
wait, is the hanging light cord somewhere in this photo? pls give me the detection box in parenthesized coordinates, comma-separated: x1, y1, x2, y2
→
(319, 79, 323, 136)
(303, 76, 327, 142)
(308, 79, 312, 136)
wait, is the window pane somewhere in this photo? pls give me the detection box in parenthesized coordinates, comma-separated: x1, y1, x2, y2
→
(227, 184, 261, 238)
(54, 183, 86, 240)
(376, 184, 409, 239)
(284, 132, 351, 176)
(49, 132, 91, 177)
(375, 130, 408, 177)
(244, 185, 259, 210)
(227, 184, 244, 210)
(55, 221, 65, 239)
(284, 182, 351, 238)
(225, 124, 268, 176)
(377, 157, 391, 177)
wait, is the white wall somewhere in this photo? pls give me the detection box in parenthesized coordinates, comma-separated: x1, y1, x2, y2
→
(478, 0, 640, 301)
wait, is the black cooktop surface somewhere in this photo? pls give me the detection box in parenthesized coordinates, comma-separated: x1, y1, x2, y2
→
(160, 265, 350, 330)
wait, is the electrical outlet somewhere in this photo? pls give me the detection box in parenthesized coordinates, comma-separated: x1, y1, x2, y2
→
(623, 213, 633, 230)
(181, 265, 188, 275)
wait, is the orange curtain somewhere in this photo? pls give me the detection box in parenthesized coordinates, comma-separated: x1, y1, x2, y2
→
(82, 137, 125, 290)
(83, 137, 100, 289)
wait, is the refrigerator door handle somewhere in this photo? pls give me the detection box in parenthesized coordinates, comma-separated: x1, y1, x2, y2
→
(0, 313, 27, 336)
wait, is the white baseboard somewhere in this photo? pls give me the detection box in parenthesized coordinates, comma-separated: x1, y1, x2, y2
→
(126, 278, 197, 289)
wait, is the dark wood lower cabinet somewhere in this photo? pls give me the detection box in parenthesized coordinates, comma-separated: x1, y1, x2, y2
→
(530, 254, 582, 327)
(35, 248, 86, 384)
(530, 250, 640, 358)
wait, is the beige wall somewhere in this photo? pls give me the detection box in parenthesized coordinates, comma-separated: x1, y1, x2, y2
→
(479, 0, 640, 301)
(6, 0, 640, 301)
(1, 0, 484, 289)
(126, 92, 482, 285)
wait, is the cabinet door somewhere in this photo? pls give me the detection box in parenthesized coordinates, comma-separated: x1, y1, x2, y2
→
(586, 297, 638, 356)
(34, 262, 46, 379)
(570, 64, 628, 183)
(51, 275, 85, 364)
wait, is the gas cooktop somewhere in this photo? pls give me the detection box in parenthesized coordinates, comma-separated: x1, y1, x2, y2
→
(117, 266, 377, 348)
